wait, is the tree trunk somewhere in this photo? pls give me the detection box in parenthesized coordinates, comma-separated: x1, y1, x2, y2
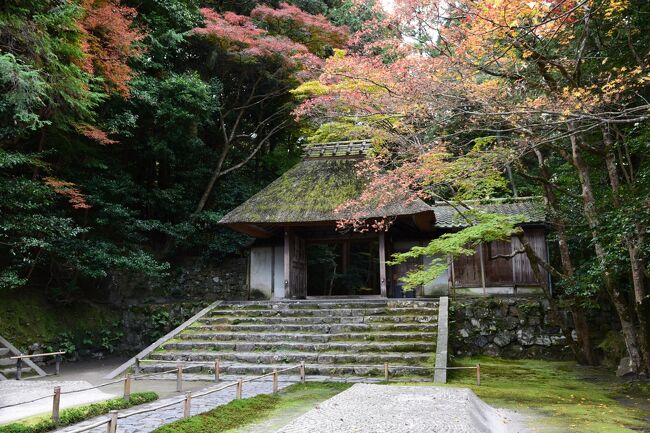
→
(568, 124, 643, 373)
(193, 143, 229, 217)
(534, 148, 596, 365)
(515, 232, 581, 359)
(601, 127, 650, 375)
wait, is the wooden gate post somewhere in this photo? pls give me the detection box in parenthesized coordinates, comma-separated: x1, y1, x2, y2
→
(176, 365, 183, 392)
(476, 364, 481, 386)
(15, 358, 22, 380)
(236, 379, 243, 399)
(52, 386, 61, 423)
(299, 361, 305, 383)
(272, 369, 278, 394)
(384, 363, 389, 382)
(183, 392, 192, 418)
(123, 374, 132, 401)
(379, 232, 387, 298)
(214, 358, 220, 382)
(106, 410, 118, 433)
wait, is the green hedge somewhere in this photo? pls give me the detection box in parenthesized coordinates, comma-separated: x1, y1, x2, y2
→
(0, 392, 158, 433)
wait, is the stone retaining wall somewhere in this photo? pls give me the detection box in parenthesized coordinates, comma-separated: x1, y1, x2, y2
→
(450, 297, 617, 360)
(121, 301, 209, 350)
(115, 256, 248, 351)
(109, 256, 248, 304)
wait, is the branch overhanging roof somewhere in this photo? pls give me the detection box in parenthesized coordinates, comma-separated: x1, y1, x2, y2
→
(219, 140, 431, 225)
(219, 140, 546, 227)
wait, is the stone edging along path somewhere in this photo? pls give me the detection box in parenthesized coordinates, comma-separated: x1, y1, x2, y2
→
(53, 378, 294, 433)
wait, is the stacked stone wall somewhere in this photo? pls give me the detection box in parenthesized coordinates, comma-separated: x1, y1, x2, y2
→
(450, 297, 618, 359)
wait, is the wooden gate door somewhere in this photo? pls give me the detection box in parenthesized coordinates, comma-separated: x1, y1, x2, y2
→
(291, 235, 307, 298)
(284, 231, 308, 299)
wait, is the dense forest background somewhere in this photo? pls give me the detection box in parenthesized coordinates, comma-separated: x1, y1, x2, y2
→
(1, 0, 650, 375)
(0, 0, 363, 353)
(0, 0, 357, 297)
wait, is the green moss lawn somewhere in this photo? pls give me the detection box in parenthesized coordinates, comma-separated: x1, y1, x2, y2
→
(441, 357, 650, 433)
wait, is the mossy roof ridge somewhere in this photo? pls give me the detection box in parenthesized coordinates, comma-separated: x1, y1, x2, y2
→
(432, 197, 546, 228)
(219, 158, 432, 224)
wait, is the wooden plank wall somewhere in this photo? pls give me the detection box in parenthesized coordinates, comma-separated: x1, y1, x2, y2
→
(453, 227, 547, 287)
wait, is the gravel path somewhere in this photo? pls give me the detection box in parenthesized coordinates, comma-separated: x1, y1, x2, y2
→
(53, 378, 294, 433)
(275, 384, 531, 433)
(0, 380, 115, 424)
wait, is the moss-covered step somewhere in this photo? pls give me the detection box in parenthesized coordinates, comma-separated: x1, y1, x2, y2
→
(206, 307, 438, 318)
(176, 331, 437, 343)
(160, 341, 435, 353)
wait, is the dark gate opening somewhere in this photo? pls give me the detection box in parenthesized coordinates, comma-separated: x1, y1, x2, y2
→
(306, 240, 380, 296)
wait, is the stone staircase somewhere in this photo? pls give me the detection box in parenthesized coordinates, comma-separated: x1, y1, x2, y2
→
(0, 336, 46, 379)
(139, 299, 440, 379)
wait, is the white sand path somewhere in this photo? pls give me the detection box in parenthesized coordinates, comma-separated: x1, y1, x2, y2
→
(275, 384, 532, 433)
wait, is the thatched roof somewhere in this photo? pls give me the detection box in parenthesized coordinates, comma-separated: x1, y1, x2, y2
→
(432, 197, 546, 228)
(219, 152, 432, 225)
(220, 140, 545, 229)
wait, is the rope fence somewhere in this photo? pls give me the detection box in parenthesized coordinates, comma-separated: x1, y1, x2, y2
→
(1, 359, 479, 432)
(52, 362, 304, 433)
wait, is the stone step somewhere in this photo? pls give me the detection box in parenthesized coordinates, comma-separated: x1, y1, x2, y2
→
(177, 331, 437, 343)
(149, 350, 433, 366)
(219, 300, 439, 310)
(140, 362, 434, 377)
(1, 367, 35, 379)
(0, 357, 15, 367)
(186, 323, 438, 334)
(198, 315, 437, 325)
(161, 340, 435, 353)
(207, 307, 438, 318)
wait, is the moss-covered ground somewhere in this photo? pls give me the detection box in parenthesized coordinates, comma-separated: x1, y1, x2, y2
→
(0, 392, 158, 433)
(439, 357, 650, 433)
(0, 291, 122, 352)
(151, 382, 351, 433)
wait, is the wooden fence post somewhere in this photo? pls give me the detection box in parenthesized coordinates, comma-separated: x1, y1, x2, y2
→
(236, 379, 243, 399)
(55, 354, 61, 376)
(384, 363, 389, 382)
(299, 361, 305, 383)
(183, 392, 192, 418)
(176, 365, 183, 392)
(123, 374, 132, 401)
(214, 358, 220, 382)
(15, 358, 22, 380)
(52, 386, 61, 423)
(134, 358, 141, 375)
(272, 369, 278, 394)
(476, 364, 481, 386)
(106, 410, 118, 433)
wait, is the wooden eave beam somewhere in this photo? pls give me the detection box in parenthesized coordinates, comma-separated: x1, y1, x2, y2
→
(226, 223, 273, 238)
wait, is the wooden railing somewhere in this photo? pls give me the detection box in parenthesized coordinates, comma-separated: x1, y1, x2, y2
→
(0, 360, 305, 431)
(10, 351, 65, 380)
(1, 359, 479, 432)
(58, 362, 305, 433)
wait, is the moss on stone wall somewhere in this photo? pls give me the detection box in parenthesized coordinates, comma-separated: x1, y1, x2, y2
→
(0, 290, 121, 354)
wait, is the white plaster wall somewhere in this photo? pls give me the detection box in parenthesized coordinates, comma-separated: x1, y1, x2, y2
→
(273, 245, 285, 299)
(250, 246, 273, 298)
